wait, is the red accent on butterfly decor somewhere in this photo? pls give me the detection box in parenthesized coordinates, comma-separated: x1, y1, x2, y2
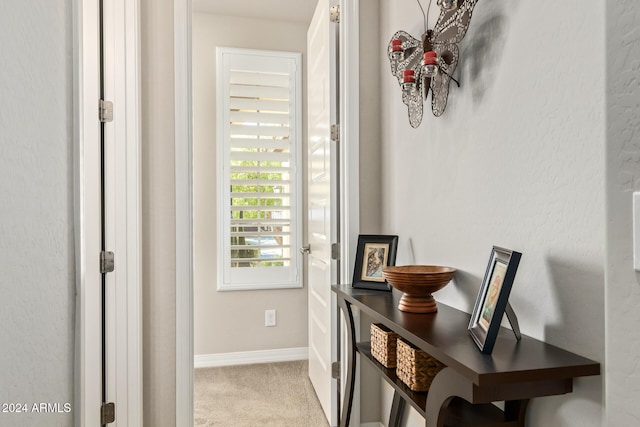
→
(387, 0, 481, 127)
(423, 51, 439, 79)
(423, 51, 437, 65)
(402, 69, 415, 83)
(391, 38, 404, 60)
(401, 69, 417, 96)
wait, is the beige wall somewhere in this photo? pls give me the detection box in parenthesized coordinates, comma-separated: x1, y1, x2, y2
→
(193, 12, 309, 355)
(358, 0, 383, 234)
(357, 0, 384, 424)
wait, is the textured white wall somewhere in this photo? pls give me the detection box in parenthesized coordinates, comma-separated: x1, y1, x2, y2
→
(0, 1, 75, 427)
(379, 1, 605, 426)
(605, 0, 640, 425)
(192, 13, 310, 355)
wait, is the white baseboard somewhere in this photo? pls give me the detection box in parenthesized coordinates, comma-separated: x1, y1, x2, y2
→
(194, 347, 308, 368)
(360, 423, 384, 427)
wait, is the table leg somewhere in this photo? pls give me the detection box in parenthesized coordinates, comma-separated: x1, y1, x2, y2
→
(337, 298, 357, 427)
(504, 399, 529, 427)
(388, 391, 406, 427)
(425, 367, 473, 427)
(425, 368, 531, 427)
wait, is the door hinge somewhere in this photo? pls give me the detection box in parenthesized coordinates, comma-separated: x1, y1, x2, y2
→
(331, 243, 340, 260)
(100, 402, 115, 424)
(99, 99, 113, 123)
(331, 361, 341, 379)
(330, 124, 340, 143)
(100, 251, 115, 274)
(330, 5, 340, 23)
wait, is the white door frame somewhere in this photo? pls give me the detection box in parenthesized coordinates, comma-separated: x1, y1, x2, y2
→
(337, 3, 361, 425)
(74, 1, 102, 424)
(173, 0, 359, 425)
(174, 0, 194, 425)
(74, 0, 142, 425)
(338, 0, 360, 290)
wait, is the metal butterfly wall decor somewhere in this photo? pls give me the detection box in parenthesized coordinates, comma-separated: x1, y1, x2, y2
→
(388, 0, 480, 127)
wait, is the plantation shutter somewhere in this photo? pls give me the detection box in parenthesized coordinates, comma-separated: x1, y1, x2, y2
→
(217, 48, 302, 290)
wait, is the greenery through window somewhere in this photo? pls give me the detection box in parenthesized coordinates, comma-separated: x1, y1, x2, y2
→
(230, 159, 289, 268)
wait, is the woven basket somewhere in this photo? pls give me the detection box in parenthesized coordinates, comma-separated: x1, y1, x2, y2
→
(370, 323, 399, 368)
(396, 338, 445, 392)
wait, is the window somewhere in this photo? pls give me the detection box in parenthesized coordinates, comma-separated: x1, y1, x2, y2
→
(216, 47, 302, 290)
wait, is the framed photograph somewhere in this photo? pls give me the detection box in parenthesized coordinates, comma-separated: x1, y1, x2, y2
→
(468, 246, 522, 354)
(352, 235, 399, 291)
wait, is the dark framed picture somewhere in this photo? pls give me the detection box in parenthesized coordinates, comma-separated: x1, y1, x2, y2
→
(468, 246, 522, 354)
(352, 235, 399, 291)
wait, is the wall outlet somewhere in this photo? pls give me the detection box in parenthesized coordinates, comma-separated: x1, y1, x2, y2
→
(265, 309, 276, 327)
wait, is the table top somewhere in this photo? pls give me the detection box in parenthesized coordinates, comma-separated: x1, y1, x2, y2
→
(333, 284, 600, 387)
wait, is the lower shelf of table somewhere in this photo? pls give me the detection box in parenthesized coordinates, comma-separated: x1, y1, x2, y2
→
(357, 342, 520, 427)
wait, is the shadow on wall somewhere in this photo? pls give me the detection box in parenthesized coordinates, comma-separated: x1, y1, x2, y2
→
(543, 255, 604, 358)
(450, 268, 485, 311)
(459, 1, 513, 104)
(524, 255, 604, 425)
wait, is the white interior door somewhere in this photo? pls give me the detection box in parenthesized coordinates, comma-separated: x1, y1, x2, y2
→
(307, 0, 339, 425)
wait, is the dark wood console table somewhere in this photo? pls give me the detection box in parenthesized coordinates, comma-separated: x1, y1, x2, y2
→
(332, 285, 600, 427)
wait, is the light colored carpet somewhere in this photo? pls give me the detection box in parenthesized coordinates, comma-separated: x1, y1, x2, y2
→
(194, 360, 329, 427)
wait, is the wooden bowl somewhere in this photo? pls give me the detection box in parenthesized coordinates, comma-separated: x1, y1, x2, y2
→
(382, 265, 456, 314)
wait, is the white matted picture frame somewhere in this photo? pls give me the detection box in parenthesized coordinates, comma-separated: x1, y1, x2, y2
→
(468, 246, 522, 354)
(352, 235, 399, 291)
